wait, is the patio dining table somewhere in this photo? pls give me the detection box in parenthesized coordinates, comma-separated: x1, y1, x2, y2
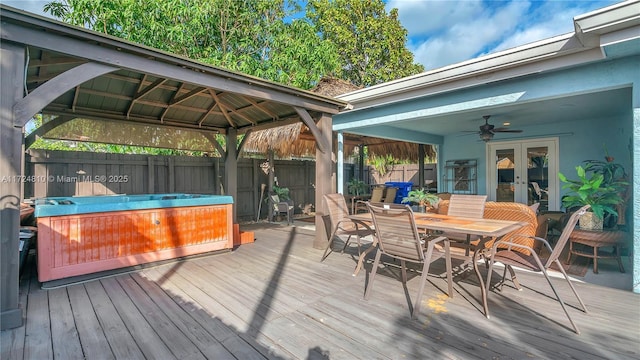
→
(349, 211, 526, 318)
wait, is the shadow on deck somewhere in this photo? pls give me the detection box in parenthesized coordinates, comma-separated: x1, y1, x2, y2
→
(2, 222, 638, 359)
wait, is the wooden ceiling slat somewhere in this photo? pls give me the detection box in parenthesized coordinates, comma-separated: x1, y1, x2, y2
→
(160, 83, 185, 123)
(208, 89, 236, 127)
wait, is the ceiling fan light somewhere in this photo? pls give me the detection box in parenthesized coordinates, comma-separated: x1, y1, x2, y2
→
(480, 132, 494, 142)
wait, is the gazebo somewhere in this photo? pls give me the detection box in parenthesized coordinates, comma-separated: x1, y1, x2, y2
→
(0, 5, 346, 330)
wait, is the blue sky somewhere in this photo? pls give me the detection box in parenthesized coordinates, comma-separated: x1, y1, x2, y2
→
(386, 0, 621, 70)
(2, 0, 623, 71)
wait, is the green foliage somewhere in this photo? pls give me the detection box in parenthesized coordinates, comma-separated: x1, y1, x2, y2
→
(369, 154, 397, 177)
(45, 0, 339, 90)
(272, 185, 290, 201)
(581, 159, 627, 191)
(307, 0, 424, 86)
(558, 166, 624, 219)
(401, 188, 439, 207)
(347, 178, 367, 196)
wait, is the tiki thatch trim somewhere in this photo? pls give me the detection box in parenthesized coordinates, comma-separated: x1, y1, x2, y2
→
(311, 76, 363, 97)
(242, 76, 436, 161)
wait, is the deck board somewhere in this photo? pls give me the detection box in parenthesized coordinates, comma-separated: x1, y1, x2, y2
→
(65, 284, 114, 360)
(48, 288, 83, 360)
(129, 273, 236, 360)
(83, 280, 146, 359)
(2, 224, 639, 359)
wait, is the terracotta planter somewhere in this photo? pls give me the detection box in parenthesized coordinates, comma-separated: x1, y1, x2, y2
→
(579, 211, 603, 230)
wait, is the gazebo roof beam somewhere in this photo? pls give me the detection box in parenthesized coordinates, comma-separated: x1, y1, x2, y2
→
(127, 76, 165, 118)
(44, 106, 225, 133)
(209, 90, 256, 126)
(240, 96, 279, 120)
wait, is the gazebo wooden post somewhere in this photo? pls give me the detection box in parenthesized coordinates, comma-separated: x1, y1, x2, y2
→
(1, 42, 25, 330)
(314, 113, 333, 249)
(267, 149, 275, 222)
(225, 128, 238, 222)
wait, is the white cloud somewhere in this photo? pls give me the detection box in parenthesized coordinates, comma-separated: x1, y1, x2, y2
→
(386, 0, 483, 35)
(488, 1, 607, 53)
(396, 0, 530, 70)
(390, 0, 622, 70)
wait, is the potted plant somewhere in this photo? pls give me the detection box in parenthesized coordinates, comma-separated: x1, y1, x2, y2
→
(558, 165, 624, 230)
(401, 188, 440, 213)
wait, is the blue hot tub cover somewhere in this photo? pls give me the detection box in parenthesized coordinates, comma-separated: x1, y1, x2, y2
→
(34, 193, 234, 217)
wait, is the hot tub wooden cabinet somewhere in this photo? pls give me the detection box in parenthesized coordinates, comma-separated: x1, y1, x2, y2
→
(34, 194, 233, 282)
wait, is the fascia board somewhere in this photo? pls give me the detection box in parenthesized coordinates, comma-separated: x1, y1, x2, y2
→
(574, 0, 640, 36)
(338, 34, 587, 105)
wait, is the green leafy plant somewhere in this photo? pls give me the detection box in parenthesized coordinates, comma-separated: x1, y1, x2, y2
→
(581, 159, 627, 191)
(272, 185, 290, 201)
(347, 178, 367, 196)
(401, 188, 440, 210)
(558, 165, 624, 219)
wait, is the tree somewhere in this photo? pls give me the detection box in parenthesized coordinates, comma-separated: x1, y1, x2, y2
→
(44, 0, 339, 89)
(306, 0, 424, 87)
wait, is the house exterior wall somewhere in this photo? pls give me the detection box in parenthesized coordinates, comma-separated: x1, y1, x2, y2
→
(334, 55, 639, 293)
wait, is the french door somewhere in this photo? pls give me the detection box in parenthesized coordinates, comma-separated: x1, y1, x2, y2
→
(486, 138, 559, 211)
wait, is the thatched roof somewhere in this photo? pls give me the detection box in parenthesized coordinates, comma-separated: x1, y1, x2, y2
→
(311, 76, 362, 97)
(242, 77, 436, 161)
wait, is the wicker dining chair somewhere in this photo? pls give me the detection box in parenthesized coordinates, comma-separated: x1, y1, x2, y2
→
(364, 202, 453, 319)
(321, 193, 375, 262)
(486, 204, 590, 334)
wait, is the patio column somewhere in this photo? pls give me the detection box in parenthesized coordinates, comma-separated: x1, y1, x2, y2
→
(1, 42, 25, 330)
(418, 144, 425, 189)
(632, 85, 640, 294)
(315, 113, 333, 249)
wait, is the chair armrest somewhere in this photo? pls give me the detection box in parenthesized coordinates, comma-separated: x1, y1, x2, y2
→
(421, 235, 448, 244)
(492, 234, 543, 253)
(490, 240, 536, 254)
(506, 234, 552, 252)
(348, 218, 374, 232)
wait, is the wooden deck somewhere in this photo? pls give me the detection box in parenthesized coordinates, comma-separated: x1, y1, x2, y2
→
(2, 223, 639, 359)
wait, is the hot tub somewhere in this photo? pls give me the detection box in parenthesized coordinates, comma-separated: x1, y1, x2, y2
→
(35, 194, 233, 282)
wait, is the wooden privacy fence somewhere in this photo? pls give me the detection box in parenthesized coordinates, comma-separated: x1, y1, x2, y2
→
(25, 150, 436, 221)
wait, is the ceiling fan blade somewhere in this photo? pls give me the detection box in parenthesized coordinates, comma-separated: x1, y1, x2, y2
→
(493, 128, 523, 133)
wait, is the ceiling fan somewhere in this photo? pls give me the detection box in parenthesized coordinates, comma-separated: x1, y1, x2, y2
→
(470, 115, 523, 142)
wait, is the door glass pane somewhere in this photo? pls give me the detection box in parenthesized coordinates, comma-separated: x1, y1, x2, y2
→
(527, 146, 549, 211)
(496, 149, 515, 202)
